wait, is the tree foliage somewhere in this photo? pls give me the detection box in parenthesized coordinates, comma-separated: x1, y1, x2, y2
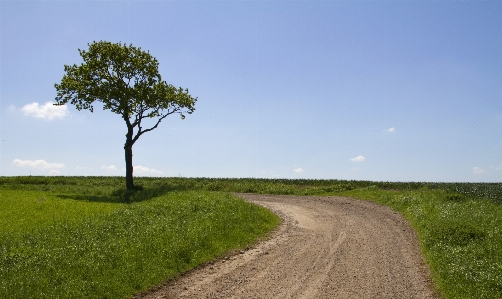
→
(55, 41, 197, 189)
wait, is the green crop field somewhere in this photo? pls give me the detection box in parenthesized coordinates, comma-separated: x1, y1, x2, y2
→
(1, 176, 501, 298)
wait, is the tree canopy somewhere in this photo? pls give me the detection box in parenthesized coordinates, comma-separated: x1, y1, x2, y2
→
(55, 41, 197, 190)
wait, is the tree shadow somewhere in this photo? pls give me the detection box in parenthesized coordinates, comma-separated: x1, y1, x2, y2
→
(56, 184, 172, 204)
(56, 194, 125, 204)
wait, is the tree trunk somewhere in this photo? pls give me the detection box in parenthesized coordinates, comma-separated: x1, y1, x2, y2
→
(125, 142, 134, 190)
(124, 122, 135, 190)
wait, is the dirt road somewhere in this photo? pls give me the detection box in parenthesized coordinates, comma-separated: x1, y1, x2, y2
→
(138, 194, 438, 299)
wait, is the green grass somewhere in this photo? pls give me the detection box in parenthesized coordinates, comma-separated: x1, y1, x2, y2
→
(1, 176, 501, 298)
(332, 188, 502, 299)
(0, 178, 279, 298)
(0, 190, 118, 234)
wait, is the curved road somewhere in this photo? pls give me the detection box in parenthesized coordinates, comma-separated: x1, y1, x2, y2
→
(138, 194, 438, 299)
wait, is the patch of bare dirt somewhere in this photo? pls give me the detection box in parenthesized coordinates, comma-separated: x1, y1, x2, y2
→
(135, 194, 438, 299)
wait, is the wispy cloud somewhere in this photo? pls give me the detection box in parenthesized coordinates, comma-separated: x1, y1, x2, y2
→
(350, 155, 365, 162)
(48, 170, 61, 175)
(492, 164, 502, 171)
(293, 168, 304, 174)
(473, 167, 485, 174)
(21, 101, 68, 120)
(13, 159, 64, 170)
(101, 165, 117, 171)
(134, 165, 163, 175)
(384, 127, 396, 133)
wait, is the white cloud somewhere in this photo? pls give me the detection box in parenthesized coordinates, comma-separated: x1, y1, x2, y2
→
(13, 159, 65, 170)
(473, 167, 485, 174)
(492, 164, 502, 171)
(384, 127, 396, 133)
(134, 165, 163, 175)
(21, 101, 68, 120)
(101, 165, 117, 171)
(293, 168, 304, 173)
(48, 170, 61, 175)
(350, 155, 366, 162)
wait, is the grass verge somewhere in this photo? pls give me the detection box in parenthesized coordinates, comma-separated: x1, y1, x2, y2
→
(1, 176, 501, 298)
(0, 182, 279, 298)
(331, 188, 502, 299)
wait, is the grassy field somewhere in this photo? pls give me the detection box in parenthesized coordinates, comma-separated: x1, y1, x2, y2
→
(0, 177, 279, 298)
(1, 176, 501, 298)
(334, 188, 502, 299)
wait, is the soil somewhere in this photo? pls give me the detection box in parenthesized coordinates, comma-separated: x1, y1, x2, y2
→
(135, 194, 439, 299)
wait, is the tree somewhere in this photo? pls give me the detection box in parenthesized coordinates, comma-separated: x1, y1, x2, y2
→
(55, 41, 197, 190)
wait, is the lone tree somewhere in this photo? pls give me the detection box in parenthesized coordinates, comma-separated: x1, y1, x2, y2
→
(55, 41, 197, 190)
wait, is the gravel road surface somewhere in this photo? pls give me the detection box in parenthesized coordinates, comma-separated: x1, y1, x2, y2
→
(137, 194, 438, 299)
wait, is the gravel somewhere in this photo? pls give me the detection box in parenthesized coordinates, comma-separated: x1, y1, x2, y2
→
(135, 194, 439, 299)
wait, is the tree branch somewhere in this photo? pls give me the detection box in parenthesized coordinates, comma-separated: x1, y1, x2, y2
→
(131, 108, 179, 144)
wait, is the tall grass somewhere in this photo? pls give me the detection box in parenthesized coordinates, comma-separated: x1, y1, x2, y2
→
(0, 180, 279, 298)
(1, 176, 501, 298)
(330, 188, 502, 299)
(1, 176, 500, 202)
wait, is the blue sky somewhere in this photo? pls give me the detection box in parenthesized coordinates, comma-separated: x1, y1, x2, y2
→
(1, 1, 501, 182)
